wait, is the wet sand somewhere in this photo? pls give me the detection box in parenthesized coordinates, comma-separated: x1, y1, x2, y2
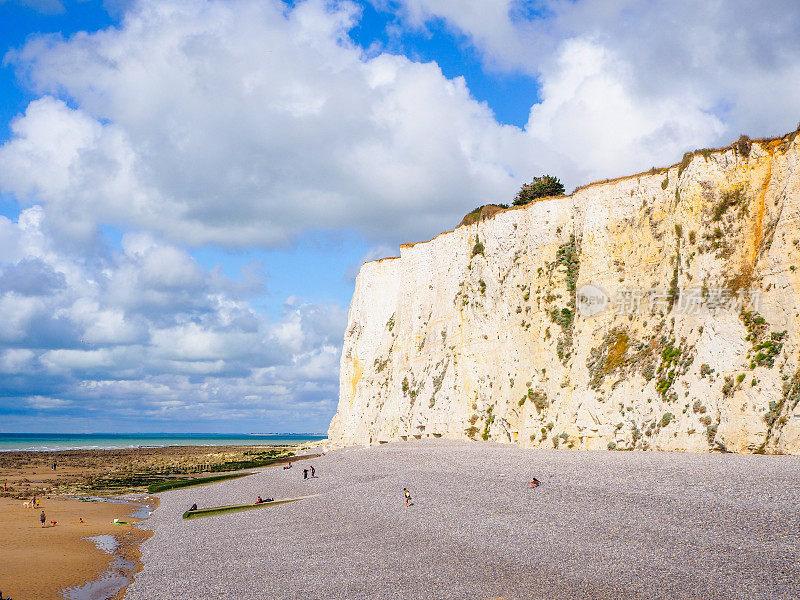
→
(0, 443, 294, 599)
(0, 495, 154, 599)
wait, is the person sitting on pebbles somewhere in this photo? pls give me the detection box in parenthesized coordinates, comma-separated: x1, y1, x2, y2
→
(529, 478, 541, 488)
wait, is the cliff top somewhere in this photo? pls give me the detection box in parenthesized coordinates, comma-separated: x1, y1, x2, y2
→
(366, 128, 800, 264)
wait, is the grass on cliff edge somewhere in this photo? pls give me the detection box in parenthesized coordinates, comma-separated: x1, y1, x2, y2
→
(148, 472, 253, 493)
(182, 497, 308, 519)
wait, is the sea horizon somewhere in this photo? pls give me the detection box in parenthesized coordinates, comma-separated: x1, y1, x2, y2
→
(0, 432, 327, 452)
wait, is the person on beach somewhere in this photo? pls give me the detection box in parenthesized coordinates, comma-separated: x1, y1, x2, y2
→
(403, 488, 411, 508)
(529, 478, 541, 488)
(303, 468, 308, 480)
(189, 504, 197, 511)
(256, 496, 263, 504)
(40, 511, 46, 527)
(310, 465, 315, 478)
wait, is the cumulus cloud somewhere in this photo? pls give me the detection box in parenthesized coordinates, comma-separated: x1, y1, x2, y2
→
(0, 207, 347, 430)
(0, 0, 533, 249)
(379, 0, 800, 149)
(523, 37, 726, 184)
(0, 258, 66, 296)
(0, 349, 35, 373)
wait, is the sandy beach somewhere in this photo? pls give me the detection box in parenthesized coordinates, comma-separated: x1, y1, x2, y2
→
(128, 439, 800, 600)
(0, 495, 153, 599)
(0, 443, 295, 599)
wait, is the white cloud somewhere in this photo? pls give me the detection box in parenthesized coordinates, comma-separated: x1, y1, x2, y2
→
(0, 208, 347, 428)
(371, 0, 528, 69)
(0, 349, 35, 373)
(0, 216, 23, 262)
(523, 37, 725, 183)
(69, 299, 147, 345)
(0, 0, 533, 248)
(27, 395, 70, 409)
(0, 294, 45, 342)
(40, 348, 120, 372)
(375, 0, 800, 180)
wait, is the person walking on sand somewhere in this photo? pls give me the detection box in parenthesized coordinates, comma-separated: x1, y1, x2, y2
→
(40, 510, 46, 527)
(403, 488, 411, 508)
(303, 468, 308, 480)
(310, 465, 315, 478)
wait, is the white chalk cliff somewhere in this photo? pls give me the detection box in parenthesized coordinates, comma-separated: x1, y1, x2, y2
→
(329, 132, 800, 454)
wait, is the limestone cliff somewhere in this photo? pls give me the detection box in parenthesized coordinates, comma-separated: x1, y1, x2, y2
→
(329, 132, 800, 454)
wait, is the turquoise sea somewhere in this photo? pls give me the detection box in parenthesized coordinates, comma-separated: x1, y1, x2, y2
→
(0, 433, 326, 452)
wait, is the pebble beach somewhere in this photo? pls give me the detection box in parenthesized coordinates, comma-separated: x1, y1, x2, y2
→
(127, 439, 800, 600)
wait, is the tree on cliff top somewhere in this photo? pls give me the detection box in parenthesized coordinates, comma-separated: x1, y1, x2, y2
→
(513, 175, 565, 206)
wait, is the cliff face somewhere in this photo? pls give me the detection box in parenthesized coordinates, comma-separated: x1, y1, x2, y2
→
(329, 133, 800, 454)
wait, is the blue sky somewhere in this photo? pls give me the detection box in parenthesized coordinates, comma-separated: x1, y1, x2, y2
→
(1, 0, 799, 434)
